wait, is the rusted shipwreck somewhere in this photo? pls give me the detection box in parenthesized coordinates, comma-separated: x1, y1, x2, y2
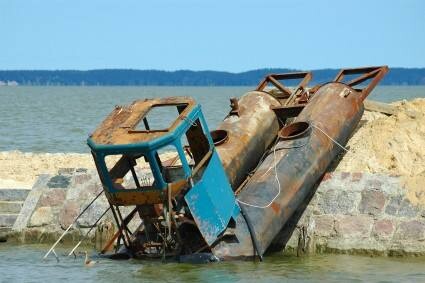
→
(86, 66, 388, 261)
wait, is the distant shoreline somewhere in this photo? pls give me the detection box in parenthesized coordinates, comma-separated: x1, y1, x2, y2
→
(1, 67, 425, 86)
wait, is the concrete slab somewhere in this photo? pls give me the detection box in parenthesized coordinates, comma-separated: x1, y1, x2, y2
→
(0, 201, 23, 214)
(0, 214, 18, 227)
(0, 188, 31, 202)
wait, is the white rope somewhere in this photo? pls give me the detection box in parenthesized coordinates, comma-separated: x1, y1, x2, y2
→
(237, 139, 281, 209)
(236, 122, 349, 209)
(311, 123, 349, 152)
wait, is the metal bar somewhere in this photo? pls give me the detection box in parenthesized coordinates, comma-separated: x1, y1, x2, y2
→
(191, 150, 213, 177)
(108, 203, 128, 248)
(334, 66, 380, 82)
(116, 206, 132, 247)
(67, 207, 110, 256)
(360, 67, 388, 99)
(43, 190, 104, 259)
(142, 117, 150, 130)
(268, 76, 292, 97)
(100, 207, 138, 254)
(255, 76, 270, 91)
(346, 69, 380, 87)
(129, 159, 141, 189)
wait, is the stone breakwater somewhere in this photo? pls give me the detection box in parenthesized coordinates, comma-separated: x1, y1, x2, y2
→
(5, 169, 425, 257)
(8, 168, 139, 245)
(285, 172, 425, 256)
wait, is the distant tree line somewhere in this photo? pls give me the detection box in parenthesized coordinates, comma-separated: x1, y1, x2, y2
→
(0, 68, 424, 86)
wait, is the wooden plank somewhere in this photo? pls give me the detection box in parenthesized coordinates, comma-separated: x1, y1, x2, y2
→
(364, 99, 419, 118)
(364, 99, 397, 116)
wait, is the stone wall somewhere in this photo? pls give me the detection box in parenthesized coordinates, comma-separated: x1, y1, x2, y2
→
(7, 169, 425, 256)
(10, 168, 120, 244)
(285, 172, 425, 256)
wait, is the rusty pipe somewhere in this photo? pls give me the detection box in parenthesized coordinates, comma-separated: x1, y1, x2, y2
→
(215, 91, 281, 190)
(212, 82, 373, 259)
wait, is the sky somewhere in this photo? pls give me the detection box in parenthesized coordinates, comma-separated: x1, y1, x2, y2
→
(0, 0, 424, 72)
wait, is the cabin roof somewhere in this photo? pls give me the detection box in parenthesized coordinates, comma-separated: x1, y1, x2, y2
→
(89, 96, 196, 146)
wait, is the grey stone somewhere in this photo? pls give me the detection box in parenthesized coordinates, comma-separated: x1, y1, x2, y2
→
(385, 195, 402, 216)
(313, 215, 335, 237)
(372, 219, 395, 240)
(0, 189, 30, 201)
(394, 220, 425, 241)
(318, 189, 357, 214)
(335, 215, 373, 238)
(359, 189, 386, 216)
(397, 199, 418, 218)
(29, 206, 53, 227)
(72, 173, 92, 185)
(47, 175, 71, 189)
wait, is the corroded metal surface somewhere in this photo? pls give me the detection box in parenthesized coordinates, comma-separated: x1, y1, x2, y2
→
(90, 96, 196, 145)
(215, 91, 280, 190)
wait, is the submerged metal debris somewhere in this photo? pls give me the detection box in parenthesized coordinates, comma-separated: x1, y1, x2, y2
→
(85, 66, 388, 262)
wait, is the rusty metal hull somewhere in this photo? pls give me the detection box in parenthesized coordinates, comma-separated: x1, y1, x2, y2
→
(212, 82, 366, 259)
(215, 91, 280, 190)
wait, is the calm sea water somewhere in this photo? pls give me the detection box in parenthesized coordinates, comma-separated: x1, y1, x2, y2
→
(1, 245, 425, 283)
(0, 86, 424, 153)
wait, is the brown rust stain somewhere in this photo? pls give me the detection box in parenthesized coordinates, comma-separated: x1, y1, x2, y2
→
(90, 96, 196, 145)
(270, 202, 280, 214)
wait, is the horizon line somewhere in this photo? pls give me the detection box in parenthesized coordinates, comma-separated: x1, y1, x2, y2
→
(1, 66, 424, 73)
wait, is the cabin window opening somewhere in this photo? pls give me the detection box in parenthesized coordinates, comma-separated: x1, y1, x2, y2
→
(157, 144, 187, 183)
(181, 118, 211, 181)
(134, 104, 188, 132)
(180, 135, 194, 167)
(184, 118, 210, 165)
(336, 73, 373, 93)
(104, 154, 155, 190)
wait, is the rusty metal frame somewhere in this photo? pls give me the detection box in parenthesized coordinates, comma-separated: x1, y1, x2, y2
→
(128, 102, 190, 134)
(256, 72, 312, 99)
(333, 66, 389, 99)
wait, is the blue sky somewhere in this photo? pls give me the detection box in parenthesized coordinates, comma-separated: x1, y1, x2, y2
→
(0, 0, 424, 71)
